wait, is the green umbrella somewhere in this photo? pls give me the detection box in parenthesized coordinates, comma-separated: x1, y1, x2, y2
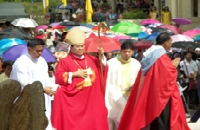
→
(111, 22, 142, 34)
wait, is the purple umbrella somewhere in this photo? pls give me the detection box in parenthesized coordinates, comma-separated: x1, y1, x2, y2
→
(172, 18, 192, 25)
(2, 44, 56, 62)
(34, 25, 48, 34)
(49, 22, 61, 27)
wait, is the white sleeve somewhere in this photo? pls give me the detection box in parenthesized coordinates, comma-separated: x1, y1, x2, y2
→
(99, 55, 107, 66)
(10, 61, 34, 89)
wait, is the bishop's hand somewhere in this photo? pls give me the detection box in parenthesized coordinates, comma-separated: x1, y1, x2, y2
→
(44, 87, 55, 96)
(97, 47, 104, 56)
(72, 69, 88, 78)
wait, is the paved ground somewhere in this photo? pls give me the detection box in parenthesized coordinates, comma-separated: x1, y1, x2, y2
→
(187, 109, 200, 130)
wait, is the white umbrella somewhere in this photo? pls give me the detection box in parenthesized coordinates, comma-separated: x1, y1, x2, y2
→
(11, 18, 38, 28)
(171, 34, 194, 43)
(68, 26, 93, 33)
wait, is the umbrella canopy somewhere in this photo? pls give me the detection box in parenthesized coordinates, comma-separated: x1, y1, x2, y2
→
(106, 20, 119, 28)
(193, 34, 200, 42)
(172, 18, 192, 25)
(182, 29, 200, 38)
(11, 18, 38, 28)
(157, 25, 179, 34)
(49, 22, 61, 27)
(85, 35, 121, 52)
(172, 41, 200, 48)
(137, 32, 149, 39)
(34, 25, 48, 34)
(0, 28, 32, 40)
(147, 23, 162, 28)
(92, 26, 110, 32)
(113, 35, 131, 41)
(151, 28, 174, 35)
(119, 39, 138, 44)
(141, 19, 161, 25)
(134, 40, 153, 49)
(59, 21, 80, 26)
(111, 22, 142, 34)
(85, 32, 105, 38)
(3, 44, 55, 62)
(0, 38, 26, 57)
(68, 26, 93, 33)
(171, 34, 194, 43)
(143, 32, 160, 41)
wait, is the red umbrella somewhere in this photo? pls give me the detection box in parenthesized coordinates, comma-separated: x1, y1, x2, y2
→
(157, 25, 179, 34)
(85, 35, 121, 52)
(52, 26, 66, 29)
(134, 40, 153, 49)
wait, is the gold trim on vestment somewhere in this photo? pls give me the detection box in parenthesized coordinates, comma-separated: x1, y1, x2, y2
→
(62, 72, 68, 84)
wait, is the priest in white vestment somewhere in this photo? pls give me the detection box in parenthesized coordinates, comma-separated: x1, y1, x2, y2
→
(10, 38, 58, 130)
(105, 41, 141, 130)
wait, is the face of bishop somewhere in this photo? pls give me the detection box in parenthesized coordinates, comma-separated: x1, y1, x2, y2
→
(70, 44, 85, 57)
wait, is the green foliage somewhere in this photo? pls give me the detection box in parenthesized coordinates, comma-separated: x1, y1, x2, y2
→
(122, 11, 149, 19)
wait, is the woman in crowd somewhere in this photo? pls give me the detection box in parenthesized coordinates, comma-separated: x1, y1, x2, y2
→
(161, 5, 171, 25)
(149, 6, 160, 20)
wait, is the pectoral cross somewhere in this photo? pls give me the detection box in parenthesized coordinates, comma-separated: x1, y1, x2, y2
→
(83, 67, 93, 87)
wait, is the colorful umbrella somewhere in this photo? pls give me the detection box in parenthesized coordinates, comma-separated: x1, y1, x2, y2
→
(172, 41, 200, 48)
(68, 26, 93, 33)
(182, 29, 200, 38)
(151, 28, 174, 35)
(157, 25, 179, 34)
(92, 26, 110, 32)
(193, 34, 200, 42)
(113, 35, 131, 41)
(11, 18, 38, 28)
(137, 32, 149, 39)
(111, 22, 142, 34)
(134, 40, 153, 49)
(171, 34, 194, 43)
(106, 20, 119, 28)
(34, 25, 48, 34)
(49, 22, 61, 27)
(141, 19, 161, 25)
(143, 32, 160, 41)
(172, 18, 192, 25)
(85, 35, 121, 52)
(3, 44, 55, 62)
(147, 23, 162, 28)
(0, 38, 26, 57)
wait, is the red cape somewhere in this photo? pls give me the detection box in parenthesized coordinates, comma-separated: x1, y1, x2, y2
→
(51, 53, 108, 130)
(118, 54, 190, 130)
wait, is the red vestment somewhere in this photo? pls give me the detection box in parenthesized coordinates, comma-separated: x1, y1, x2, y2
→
(51, 53, 108, 130)
(118, 54, 190, 130)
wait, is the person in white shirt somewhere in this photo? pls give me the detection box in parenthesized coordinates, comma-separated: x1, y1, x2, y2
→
(105, 41, 141, 129)
(180, 51, 198, 109)
(10, 38, 58, 130)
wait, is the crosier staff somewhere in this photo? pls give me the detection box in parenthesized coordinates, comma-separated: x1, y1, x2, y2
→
(98, 22, 108, 96)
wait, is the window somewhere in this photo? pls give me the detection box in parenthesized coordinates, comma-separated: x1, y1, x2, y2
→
(193, 0, 198, 17)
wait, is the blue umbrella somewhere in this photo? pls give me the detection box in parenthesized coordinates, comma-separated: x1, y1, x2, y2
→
(143, 32, 160, 41)
(3, 44, 56, 63)
(194, 36, 200, 42)
(138, 32, 149, 39)
(0, 38, 26, 57)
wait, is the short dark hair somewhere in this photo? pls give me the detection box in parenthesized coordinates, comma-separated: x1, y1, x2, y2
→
(184, 51, 192, 56)
(2, 60, 14, 69)
(27, 38, 45, 48)
(121, 40, 134, 50)
(156, 32, 171, 45)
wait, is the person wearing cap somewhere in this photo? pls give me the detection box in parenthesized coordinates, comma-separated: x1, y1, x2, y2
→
(51, 28, 108, 130)
(0, 60, 14, 82)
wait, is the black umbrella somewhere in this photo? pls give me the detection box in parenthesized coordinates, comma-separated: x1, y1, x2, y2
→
(119, 39, 138, 44)
(151, 28, 174, 35)
(106, 20, 119, 28)
(59, 21, 80, 26)
(172, 41, 200, 48)
(0, 28, 32, 40)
